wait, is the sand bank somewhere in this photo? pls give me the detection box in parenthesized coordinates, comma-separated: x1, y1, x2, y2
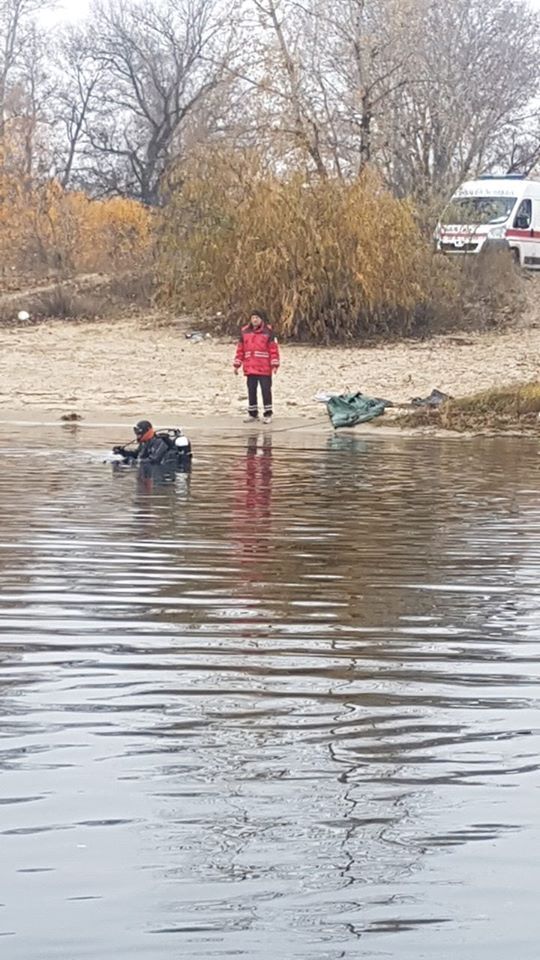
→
(0, 315, 539, 425)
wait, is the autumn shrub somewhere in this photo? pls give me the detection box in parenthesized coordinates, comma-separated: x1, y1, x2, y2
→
(108, 268, 156, 306)
(73, 194, 153, 274)
(409, 244, 523, 337)
(396, 382, 540, 433)
(35, 286, 106, 320)
(158, 149, 522, 342)
(159, 151, 426, 340)
(0, 174, 153, 284)
(441, 382, 540, 432)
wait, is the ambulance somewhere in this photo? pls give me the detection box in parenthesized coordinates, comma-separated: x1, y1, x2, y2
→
(435, 175, 540, 268)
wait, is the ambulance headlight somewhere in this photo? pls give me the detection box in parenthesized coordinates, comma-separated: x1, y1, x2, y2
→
(488, 225, 506, 239)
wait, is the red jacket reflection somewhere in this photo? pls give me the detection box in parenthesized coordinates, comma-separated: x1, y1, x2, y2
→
(232, 436, 273, 576)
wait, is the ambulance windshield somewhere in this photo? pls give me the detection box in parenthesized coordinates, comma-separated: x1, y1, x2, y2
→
(443, 195, 517, 226)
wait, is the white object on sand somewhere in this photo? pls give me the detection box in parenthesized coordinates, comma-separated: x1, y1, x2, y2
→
(314, 391, 339, 403)
(18, 310, 30, 321)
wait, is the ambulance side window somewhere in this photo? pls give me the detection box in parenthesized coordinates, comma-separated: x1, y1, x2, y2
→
(514, 199, 532, 229)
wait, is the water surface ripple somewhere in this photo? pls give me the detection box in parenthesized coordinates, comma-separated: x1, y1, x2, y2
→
(0, 427, 539, 959)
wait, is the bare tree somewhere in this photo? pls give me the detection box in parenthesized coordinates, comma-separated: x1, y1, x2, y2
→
(3, 0, 538, 206)
(51, 27, 103, 188)
(380, 0, 540, 201)
(314, 0, 413, 173)
(238, 0, 540, 196)
(14, 22, 54, 176)
(503, 113, 540, 177)
(0, 0, 52, 142)
(77, 0, 238, 204)
(250, 0, 329, 177)
(231, 0, 416, 179)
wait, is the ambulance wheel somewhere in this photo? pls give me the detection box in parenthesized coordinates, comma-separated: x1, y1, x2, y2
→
(481, 238, 510, 257)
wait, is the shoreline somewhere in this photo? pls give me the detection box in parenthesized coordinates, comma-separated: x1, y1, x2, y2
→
(1, 314, 540, 438)
(0, 409, 535, 444)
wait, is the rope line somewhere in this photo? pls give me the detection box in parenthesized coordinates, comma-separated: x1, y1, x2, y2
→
(212, 416, 332, 443)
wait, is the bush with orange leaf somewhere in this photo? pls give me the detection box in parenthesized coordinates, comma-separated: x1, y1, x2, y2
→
(158, 148, 520, 342)
(0, 172, 153, 285)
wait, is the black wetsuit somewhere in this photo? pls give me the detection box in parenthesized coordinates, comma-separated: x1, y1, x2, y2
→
(138, 434, 173, 464)
(114, 433, 192, 470)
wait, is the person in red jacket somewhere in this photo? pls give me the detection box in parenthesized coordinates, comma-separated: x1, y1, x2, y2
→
(233, 309, 280, 423)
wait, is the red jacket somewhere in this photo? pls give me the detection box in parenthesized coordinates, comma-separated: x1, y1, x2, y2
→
(234, 323, 280, 376)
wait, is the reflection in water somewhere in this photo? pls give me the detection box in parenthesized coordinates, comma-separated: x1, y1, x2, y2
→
(0, 428, 539, 959)
(232, 431, 273, 575)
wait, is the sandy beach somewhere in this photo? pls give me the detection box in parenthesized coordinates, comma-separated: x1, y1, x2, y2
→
(0, 313, 539, 424)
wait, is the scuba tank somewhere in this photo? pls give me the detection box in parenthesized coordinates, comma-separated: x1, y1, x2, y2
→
(155, 428, 192, 467)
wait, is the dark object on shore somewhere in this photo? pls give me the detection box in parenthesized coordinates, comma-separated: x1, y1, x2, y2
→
(326, 392, 390, 429)
(61, 412, 83, 422)
(411, 389, 451, 408)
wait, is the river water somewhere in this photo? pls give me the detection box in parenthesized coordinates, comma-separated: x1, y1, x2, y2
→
(0, 425, 539, 959)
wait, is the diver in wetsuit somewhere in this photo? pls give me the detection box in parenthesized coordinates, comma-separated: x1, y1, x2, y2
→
(113, 420, 192, 470)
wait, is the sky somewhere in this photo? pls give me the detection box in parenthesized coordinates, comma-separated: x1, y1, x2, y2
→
(45, 0, 90, 24)
(46, 0, 540, 18)
(40, 0, 540, 33)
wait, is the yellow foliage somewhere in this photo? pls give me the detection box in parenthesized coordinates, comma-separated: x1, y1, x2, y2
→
(397, 382, 540, 433)
(158, 149, 445, 340)
(0, 172, 153, 284)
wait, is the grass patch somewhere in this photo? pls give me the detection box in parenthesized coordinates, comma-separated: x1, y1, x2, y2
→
(393, 407, 443, 429)
(108, 269, 155, 307)
(36, 287, 105, 319)
(394, 382, 540, 433)
(0, 276, 140, 325)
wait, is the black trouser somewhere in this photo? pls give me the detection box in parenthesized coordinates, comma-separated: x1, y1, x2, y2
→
(247, 374, 273, 418)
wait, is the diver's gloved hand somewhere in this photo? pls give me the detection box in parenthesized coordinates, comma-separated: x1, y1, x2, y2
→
(113, 446, 137, 461)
